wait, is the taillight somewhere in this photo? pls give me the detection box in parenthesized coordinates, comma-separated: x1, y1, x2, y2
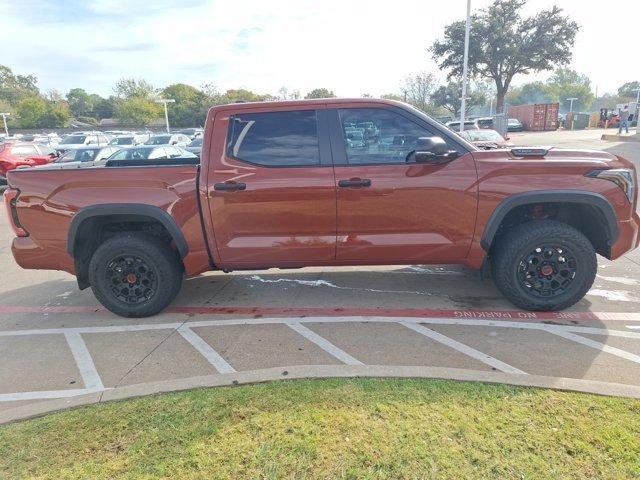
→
(3, 188, 28, 237)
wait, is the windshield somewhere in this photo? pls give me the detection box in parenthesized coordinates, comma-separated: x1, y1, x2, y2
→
(464, 130, 503, 142)
(109, 137, 133, 145)
(146, 136, 171, 145)
(60, 135, 86, 144)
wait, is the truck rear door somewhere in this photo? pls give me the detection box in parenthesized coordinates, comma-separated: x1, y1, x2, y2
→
(205, 106, 336, 267)
(328, 104, 478, 263)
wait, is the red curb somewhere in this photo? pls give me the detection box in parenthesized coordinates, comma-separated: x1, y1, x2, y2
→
(0, 305, 620, 321)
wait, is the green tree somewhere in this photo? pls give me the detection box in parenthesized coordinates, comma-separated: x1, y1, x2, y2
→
(42, 101, 71, 127)
(0, 65, 39, 105)
(116, 97, 161, 127)
(304, 88, 336, 99)
(400, 72, 438, 114)
(432, 80, 487, 117)
(431, 0, 578, 113)
(380, 93, 405, 102)
(91, 95, 116, 119)
(15, 96, 48, 128)
(114, 78, 156, 99)
(162, 83, 206, 127)
(546, 68, 594, 112)
(617, 81, 640, 100)
(66, 88, 94, 118)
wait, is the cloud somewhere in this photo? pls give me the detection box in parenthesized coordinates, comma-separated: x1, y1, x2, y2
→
(1, 0, 637, 98)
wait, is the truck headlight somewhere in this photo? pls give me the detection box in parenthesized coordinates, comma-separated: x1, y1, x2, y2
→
(586, 168, 635, 203)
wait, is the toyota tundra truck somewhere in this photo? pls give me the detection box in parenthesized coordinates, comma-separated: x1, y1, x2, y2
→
(4, 99, 640, 317)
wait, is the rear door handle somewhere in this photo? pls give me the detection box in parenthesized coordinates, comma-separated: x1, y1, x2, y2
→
(338, 178, 371, 188)
(214, 182, 246, 191)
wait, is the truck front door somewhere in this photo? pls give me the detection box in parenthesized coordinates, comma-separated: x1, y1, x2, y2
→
(206, 107, 336, 268)
(330, 105, 478, 263)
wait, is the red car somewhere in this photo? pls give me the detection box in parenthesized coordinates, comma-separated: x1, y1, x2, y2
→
(0, 142, 57, 186)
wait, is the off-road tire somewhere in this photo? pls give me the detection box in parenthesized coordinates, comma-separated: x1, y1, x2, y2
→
(491, 220, 597, 311)
(89, 233, 183, 317)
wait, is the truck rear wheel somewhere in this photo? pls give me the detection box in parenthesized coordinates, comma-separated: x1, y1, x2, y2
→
(491, 220, 597, 311)
(88, 233, 183, 317)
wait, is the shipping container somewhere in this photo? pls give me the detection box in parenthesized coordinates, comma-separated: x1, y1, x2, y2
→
(507, 103, 560, 131)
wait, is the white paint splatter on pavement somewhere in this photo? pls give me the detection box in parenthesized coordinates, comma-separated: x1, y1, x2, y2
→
(588, 289, 640, 303)
(596, 275, 640, 286)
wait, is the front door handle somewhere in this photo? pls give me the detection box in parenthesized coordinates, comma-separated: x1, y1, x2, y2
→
(338, 178, 371, 188)
(214, 182, 246, 191)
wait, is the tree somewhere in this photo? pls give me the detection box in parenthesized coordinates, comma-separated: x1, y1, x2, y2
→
(0, 65, 39, 105)
(617, 81, 640, 100)
(116, 96, 161, 126)
(15, 96, 48, 128)
(162, 83, 206, 127)
(305, 88, 336, 99)
(66, 88, 94, 118)
(505, 81, 553, 106)
(546, 68, 594, 112)
(432, 80, 487, 116)
(431, 0, 578, 113)
(278, 87, 301, 100)
(42, 101, 71, 128)
(400, 72, 437, 113)
(380, 93, 405, 102)
(114, 78, 156, 99)
(91, 94, 116, 119)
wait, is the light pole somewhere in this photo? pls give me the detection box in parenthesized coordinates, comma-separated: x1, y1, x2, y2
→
(459, 0, 472, 133)
(0, 113, 10, 137)
(566, 98, 578, 131)
(155, 99, 175, 133)
(633, 88, 640, 131)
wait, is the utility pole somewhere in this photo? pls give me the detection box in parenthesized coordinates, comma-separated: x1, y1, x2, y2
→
(155, 99, 175, 133)
(459, 0, 472, 133)
(0, 113, 10, 137)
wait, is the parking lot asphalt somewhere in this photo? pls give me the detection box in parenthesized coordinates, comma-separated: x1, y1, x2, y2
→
(1, 128, 640, 423)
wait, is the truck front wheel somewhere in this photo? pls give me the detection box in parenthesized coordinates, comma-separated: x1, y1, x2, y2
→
(491, 220, 597, 311)
(88, 233, 183, 317)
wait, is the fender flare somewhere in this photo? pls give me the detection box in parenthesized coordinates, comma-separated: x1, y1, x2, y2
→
(480, 190, 619, 251)
(67, 203, 189, 259)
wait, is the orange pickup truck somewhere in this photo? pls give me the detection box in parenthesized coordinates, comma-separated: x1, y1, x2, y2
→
(4, 99, 640, 317)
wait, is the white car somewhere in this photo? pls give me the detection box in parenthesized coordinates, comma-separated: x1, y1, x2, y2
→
(145, 133, 191, 148)
(56, 133, 111, 154)
(108, 134, 147, 147)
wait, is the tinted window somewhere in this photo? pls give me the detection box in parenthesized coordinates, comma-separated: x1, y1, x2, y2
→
(227, 110, 319, 167)
(147, 136, 171, 145)
(60, 135, 86, 144)
(339, 108, 447, 165)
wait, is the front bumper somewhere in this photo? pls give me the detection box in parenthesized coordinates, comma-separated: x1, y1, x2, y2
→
(611, 211, 640, 259)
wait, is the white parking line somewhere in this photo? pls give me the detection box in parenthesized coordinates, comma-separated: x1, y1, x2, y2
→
(64, 332, 104, 390)
(400, 322, 527, 375)
(286, 322, 364, 366)
(545, 328, 640, 365)
(177, 325, 236, 374)
(0, 388, 103, 402)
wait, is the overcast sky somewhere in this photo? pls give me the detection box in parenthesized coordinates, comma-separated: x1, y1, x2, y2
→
(2, 0, 638, 98)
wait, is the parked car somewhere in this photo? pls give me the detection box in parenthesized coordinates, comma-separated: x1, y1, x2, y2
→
(145, 134, 191, 147)
(56, 133, 111, 154)
(185, 137, 203, 156)
(457, 129, 513, 150)
(106, 145, 197, 162)
(176, 128, 204, 139)
(108, 135, 146, 147)
(446, 120, 479, 131)
(507, 118, 524, 132)
(38, 146, 121, 169)
(0, 142, 57, 185)
(476, 117, 494, 129)
(5, 98, 639, 317)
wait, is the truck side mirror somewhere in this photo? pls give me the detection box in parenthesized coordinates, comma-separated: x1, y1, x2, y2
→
(409, 136, 458, 164)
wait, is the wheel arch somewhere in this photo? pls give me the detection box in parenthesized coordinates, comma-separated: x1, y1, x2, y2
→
(481, 190, 619, 257)
(68, 204, 188, 289)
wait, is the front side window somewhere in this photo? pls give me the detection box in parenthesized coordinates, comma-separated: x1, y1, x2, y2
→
(227, 110, 319, 167)
(338, 108, 451, 165)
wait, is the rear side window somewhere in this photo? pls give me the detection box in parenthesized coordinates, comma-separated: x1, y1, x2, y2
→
(227, 110, 319, 167)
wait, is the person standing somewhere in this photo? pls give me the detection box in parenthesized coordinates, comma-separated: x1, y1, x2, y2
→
(618, 106, 630, 134)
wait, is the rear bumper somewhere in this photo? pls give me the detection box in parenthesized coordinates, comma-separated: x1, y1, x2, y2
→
(11, 236, 75, 273)
(611, 211, 640, 259)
